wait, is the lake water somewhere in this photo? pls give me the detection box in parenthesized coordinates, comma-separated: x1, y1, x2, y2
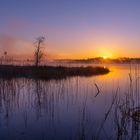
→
(0, 64, 139, 140)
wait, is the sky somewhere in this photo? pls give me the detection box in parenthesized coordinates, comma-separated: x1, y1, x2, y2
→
(0, 0, 140, 59)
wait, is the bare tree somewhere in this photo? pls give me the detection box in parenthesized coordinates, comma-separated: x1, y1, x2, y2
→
(34, 36, 45, 66)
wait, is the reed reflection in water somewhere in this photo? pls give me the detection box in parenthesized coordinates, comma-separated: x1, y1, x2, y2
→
(0, 64, 140, 140)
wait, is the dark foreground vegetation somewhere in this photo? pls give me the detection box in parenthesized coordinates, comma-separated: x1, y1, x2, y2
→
(0, 65, 109, 80)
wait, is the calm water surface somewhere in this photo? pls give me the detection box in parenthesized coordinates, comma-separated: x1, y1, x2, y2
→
(0, 64, 139, 140)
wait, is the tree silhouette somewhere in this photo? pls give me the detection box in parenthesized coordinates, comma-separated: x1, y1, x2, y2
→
(34, 36, 45, 66)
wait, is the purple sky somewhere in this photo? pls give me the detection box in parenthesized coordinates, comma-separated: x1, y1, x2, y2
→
(0, 0, 140, 59)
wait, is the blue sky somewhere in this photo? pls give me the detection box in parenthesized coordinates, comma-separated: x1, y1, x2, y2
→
(0, 0, 140, 58)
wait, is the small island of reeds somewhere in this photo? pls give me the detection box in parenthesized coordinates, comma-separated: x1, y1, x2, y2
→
(0, 65, 110, 80)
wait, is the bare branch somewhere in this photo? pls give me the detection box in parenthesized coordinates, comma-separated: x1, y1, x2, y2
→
(94, 83, 100, 97)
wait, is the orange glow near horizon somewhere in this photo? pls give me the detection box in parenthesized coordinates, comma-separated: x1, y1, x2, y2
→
(1, 34, 140, 59)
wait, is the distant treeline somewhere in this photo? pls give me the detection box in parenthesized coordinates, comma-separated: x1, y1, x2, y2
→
(1, 56, 140, 65)
(55, 57, 140, 64)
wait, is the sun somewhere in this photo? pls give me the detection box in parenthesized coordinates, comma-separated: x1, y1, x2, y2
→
(98, 49, 113, 59)
(103, 56, 108, 59)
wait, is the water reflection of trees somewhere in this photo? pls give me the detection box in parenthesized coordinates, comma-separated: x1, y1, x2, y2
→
(0, 78, 116, 139)
(1, 75, 140, 139)
(0, 78, 95, 139)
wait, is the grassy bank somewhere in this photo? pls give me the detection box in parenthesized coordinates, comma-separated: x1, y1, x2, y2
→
(0, 65, 110, 80)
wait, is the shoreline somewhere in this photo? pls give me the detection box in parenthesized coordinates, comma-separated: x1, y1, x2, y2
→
(0, 65, 110, 80)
